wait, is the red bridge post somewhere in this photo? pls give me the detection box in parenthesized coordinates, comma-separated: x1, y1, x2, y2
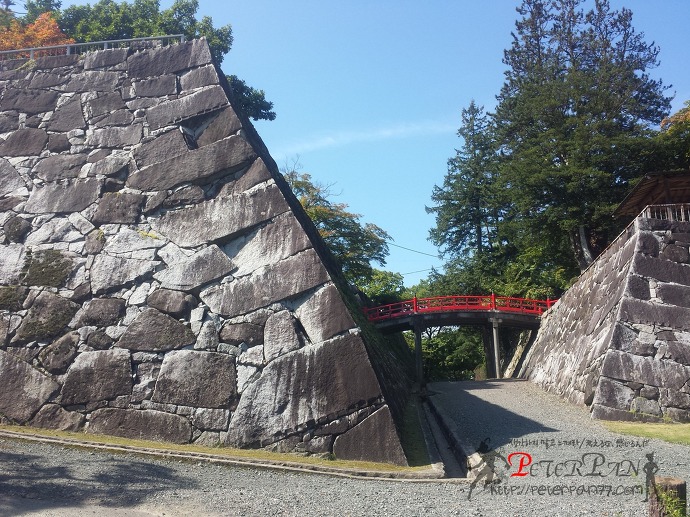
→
(413, 296, 418, 313)
(491, 292, 496, 310)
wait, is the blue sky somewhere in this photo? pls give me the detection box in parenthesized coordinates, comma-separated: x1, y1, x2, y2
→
(62, 1, 690, 287)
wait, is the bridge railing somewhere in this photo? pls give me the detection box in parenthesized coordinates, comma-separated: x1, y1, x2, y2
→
(0, 34, 186, 61)
(362, 294, 554, 323)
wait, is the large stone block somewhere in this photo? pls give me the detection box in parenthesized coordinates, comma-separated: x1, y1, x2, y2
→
(153, 245, 233, 291)
(25, 178, 101, 214)
(86, 151, 131, 178)
(3, 217, 30, 244)
(33, 54, 79, 69)
(295, 284, 356, 344)
(332, 406, 407, 466)
(0, 243, 26, 285)
(60, 348, 132, 405)
(224, 212, 311, 277)
(128, 134, 254, 191)
(591, 377, 635, 410)
(127, 39, 212, 79)
(27, 72, 68, 89)
(0, 112, 19, 132)
(64, 71, 121, 92)
(633, 254, 690, 286)
(663, 341, 690, 366)
(225, 333, 382, 447)
(146, 289, 195, 317)
(662, 244, 690, 263)
(657, 283, 690, 309)
(0, 128, 48, 156)
(86, 92, 126, 121)
(87, 408, 192, 443)
(14, 291, 79, 343)
(591, 403, 662, 422)
(102, 228, 165, 255)
(0, 350, 60, 423)
(201, 249, 330, 317)
(145, 85, 228, 130)
(601, 350, 690, 390)
(133, 128, 188, 169)
(0, 88, 58, 114)
(83, 48, 129, 70)
(30, 404, 85, 431)
(47, 96, 86, 132)
(90, 192, 144, 224)
(85, 124, 143, 148)
(263, 311, 302, 363)
(116, 308, 195, 352)
(152, 182, 289, 248)
(152, 350, 236, 408)
(76, 298, 126, 327)
(619, 298, 690, 332)
(33, 154, 87, 182)
(89, 254, 159, 294)
(0, 158, 23, 196)
(38, 331, 79, 374)
(180, 64, 219, 92)
(636, 232, 660, 256)
(133, 75, 177, 97)
(219, 321, 264, 348)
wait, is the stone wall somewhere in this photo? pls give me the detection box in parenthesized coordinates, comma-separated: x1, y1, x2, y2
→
(520, 217, 690, 422)
(0, 39, 409, 464)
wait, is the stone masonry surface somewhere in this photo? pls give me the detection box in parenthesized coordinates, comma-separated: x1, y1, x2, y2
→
(521, 217, 690, 422)
(0, 39, 410, 465)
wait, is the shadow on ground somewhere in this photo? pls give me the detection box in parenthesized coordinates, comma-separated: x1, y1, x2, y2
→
(428, 379, 561, 455)
(0, 444, 197, 515)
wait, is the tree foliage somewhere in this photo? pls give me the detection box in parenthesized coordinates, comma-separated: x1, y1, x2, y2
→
(283, 164, 390, 288)
(428, 101, 499, 259)
(429, 0, 674, 302)
(0, 11, 73, 50)
(493, 0, 671, 272)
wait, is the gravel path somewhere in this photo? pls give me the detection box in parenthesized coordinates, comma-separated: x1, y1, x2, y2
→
(0, 379, 687, 517)
(428, 379, 690, 517)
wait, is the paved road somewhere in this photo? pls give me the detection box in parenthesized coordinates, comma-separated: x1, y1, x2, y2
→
(0, 380, 687, 516)
(428, 379, 690, 516)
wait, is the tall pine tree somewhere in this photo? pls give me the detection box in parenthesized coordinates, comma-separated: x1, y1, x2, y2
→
(494, 0, 671, 271)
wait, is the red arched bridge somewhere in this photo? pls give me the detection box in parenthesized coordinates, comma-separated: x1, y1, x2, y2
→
(362, 294, 556, 382)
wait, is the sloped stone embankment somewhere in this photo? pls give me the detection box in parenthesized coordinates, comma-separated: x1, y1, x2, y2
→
(521, 216, 690, 422)
(0, 39, 410, 465)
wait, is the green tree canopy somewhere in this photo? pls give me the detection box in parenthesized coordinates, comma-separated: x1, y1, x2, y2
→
(494, 0, 671, 272)
(283, 164, 390, 289)
(428, 101, 500, 259)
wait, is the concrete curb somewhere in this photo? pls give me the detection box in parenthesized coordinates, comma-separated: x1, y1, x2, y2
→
(426, 391, 481, 479)
(0, 429, 464, 484)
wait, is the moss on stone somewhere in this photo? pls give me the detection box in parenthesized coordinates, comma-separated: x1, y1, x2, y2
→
(17, 303, 78, 342)
(3, 217, 31, 243)
(0, 286, 27, 311)
(23, 249, 73, 288)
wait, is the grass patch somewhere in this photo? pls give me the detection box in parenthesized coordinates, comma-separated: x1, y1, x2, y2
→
(603, 421, 690, 446)
(400, 397, 432, 467)
(0, 424, 431, 473)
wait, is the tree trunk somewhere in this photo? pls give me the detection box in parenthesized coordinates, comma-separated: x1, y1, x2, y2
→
(570, 226, 595, 271)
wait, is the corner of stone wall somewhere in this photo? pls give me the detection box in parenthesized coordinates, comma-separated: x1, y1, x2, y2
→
(214, 60, 415, 444)
(592, 217, 690, 423)
(0, 38, 412, 465)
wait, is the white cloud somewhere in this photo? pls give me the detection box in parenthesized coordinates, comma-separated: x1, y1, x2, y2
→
(271, 120, 456, 156)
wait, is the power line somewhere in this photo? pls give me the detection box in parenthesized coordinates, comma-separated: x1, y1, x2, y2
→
(400, 268, 435, 275)
(388, 242, 440, 258)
